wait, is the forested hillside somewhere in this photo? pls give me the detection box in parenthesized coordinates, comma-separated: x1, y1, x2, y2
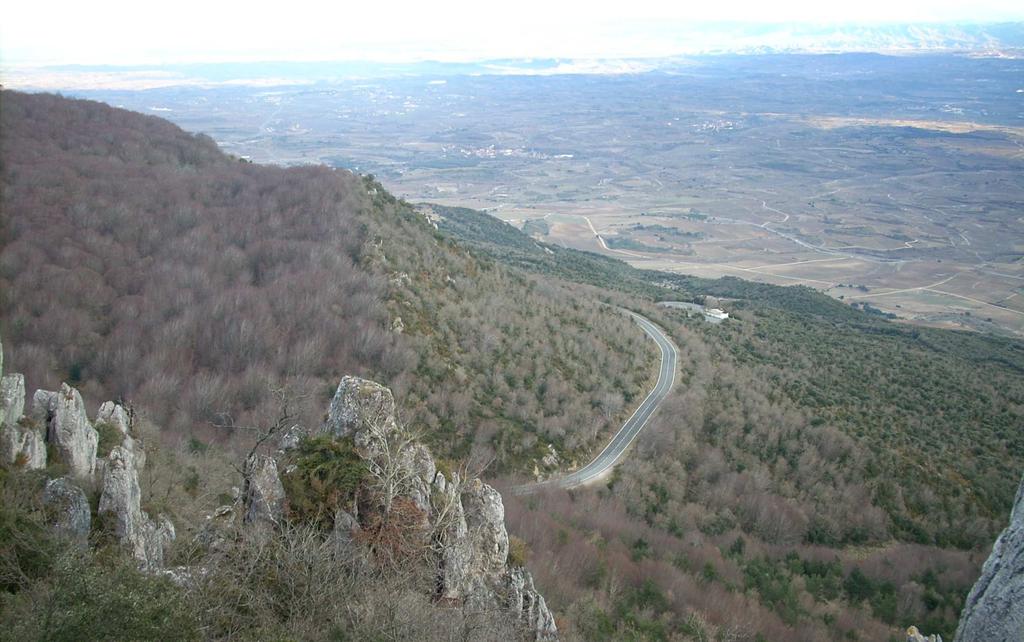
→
(0, 90, 652, 474)
(436, 204, 1024, 640)
(3, 90, 1023, 641)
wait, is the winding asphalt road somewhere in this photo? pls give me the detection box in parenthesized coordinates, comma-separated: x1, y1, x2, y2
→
(513, 310, 677, 495)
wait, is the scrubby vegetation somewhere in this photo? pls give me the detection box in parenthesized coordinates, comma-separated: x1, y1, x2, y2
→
(438, 205, 1022, 639)
(0, 464, 197, 641)
(280, 435, 366, 528)
(440, 201, 1023, 545)
(367, 193, 653, 469)
(0, 420, 529, 641)
(497, 300, 1016, 640)
(699, 303, 1023, 548)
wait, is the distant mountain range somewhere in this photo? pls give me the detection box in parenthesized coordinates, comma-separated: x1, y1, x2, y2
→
(3, 22, 1022, 89)
(682, 21, 1024, 55)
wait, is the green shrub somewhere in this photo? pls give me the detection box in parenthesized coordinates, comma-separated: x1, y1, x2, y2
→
(281, 435, 367, 528)
(701, 561, 718, 583)
(0, 504, 55, 592)
(187, 437, 208, 455)
(507, 535, 529, 568)
(434, 457, 456, 482)
(0, 468, 56, 592)
(743, 557, 802, 624)
(94, 421, 124, 458)
(2, 551, 198, 641)
(631, 537, 651, 562)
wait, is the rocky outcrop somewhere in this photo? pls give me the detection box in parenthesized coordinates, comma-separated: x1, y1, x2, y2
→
(0, 374, 46, 470)
(1, 373, 25, 429)
(954, 474, 1024, 642)
(321, 376, 558, 640)
(401, 441, 436, 515)
(195, 504, 237, 554)
(96, 400, 145, 472)
(906, 625, 942, 642)
(241, 453, 286, 528)
(438, 477, 511, 601)
(98, 445, 174, 570)
(44, 384, 98, 479)
(435, 475, 557, 640)
(42, 476, 91, 544)
(332, 507, 361, 555)
(277, 423, 307, 453)
(323, 376, 435, 517)
(455, 479, 512, 600)
(323, 376, 398, 446)
(508, 567, 559, 642)
(96, 401, 130, 435)
(1, 337, 173, 571)
(1, 374, 46, 470)
(31, 389, 57, 425)
(437, 471, 472, 600)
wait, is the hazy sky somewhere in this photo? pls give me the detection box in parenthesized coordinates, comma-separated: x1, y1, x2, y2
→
(2, 0, 1023, 65)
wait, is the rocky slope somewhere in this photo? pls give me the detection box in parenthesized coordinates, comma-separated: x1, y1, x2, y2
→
(238, 375, 559, 640)
(1, 328, 559, 639)
(952, 473, 1024, 642)
(0, 335, 173, 570)
(905, 472, 1024, 642)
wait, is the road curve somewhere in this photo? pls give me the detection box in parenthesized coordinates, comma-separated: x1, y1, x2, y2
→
(513, 310, 677, 495)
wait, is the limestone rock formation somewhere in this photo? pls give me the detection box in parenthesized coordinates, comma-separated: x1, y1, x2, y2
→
(0, 374, 46, 470)
(1, 373, 25, 430)
(435, 474, 556, 638)
(436, 477, 510, 600)
(402, 441, 436, 514)
(228, 376, 559, 640)
(0, 337, 174, 570)
(461, 478, 512, 590)
(194, 504, 238, 554)
(242, 453, 286, 528)
(324, 376, 398, 445)
(31, 389, 57, 424)
(320, 376, 559, 639)
(332, 508, 361, 553)
(437, 471, 472, 601)
(96, 400, 145, 471)
(45, 384, 98, 479)
(98, 445, 174, 570)
(508, 567, 559, 642)
(954, 474, 1024, 642)
(906, 625, 942, 641)
(42, 476, 91, 544)
(96, 401, 130, 435)
(323, 376, 435, 514)
(433, 475, 558, 639)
